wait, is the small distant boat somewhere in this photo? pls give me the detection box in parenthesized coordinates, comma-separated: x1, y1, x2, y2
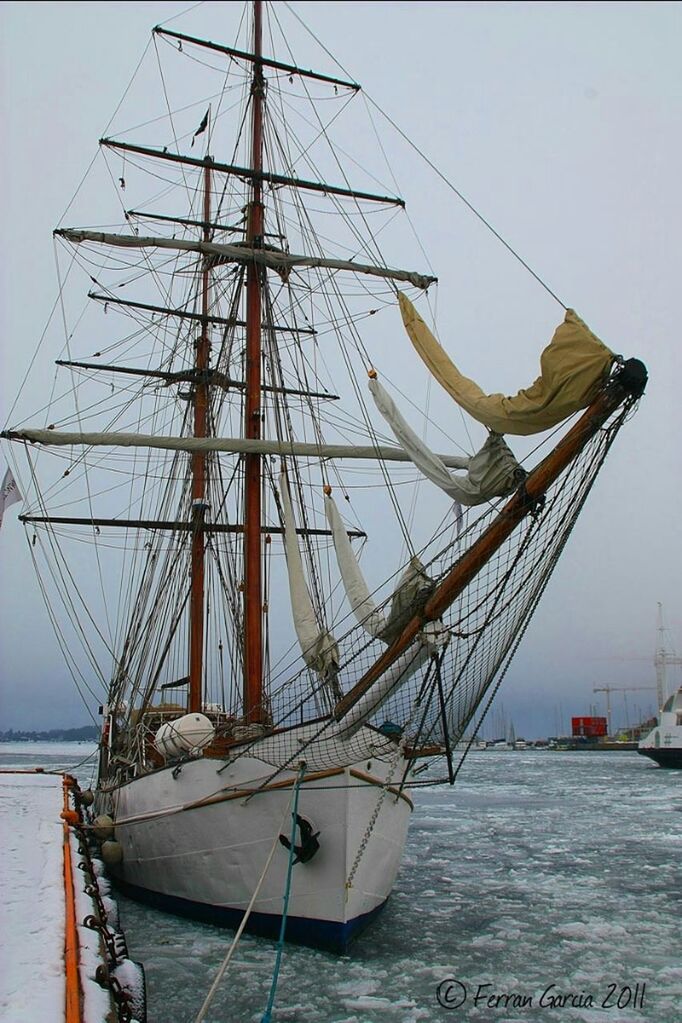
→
(637, 688, 682, 768)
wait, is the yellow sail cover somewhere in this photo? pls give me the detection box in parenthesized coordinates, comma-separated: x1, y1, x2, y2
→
(398, 293, 614, 436)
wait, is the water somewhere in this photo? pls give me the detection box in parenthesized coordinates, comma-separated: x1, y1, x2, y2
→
(1, 743, 680, 1022)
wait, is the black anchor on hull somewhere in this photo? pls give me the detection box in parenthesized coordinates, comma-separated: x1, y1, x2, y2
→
(279, 814, 320, 864)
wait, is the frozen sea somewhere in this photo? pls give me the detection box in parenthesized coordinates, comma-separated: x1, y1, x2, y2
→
(1, 742, 680, 1023)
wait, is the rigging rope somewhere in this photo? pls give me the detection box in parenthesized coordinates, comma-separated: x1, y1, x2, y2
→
(192, 762, 305, 1023)
(345, 692, 422, 891)
(281, 1, 566, 309)
(261, 762, 306, 1023)
(156, 0, 207, 28)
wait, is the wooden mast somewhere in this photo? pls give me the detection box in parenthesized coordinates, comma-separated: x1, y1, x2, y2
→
(243, 0, 265, 722)
(188, 157, 212, 713)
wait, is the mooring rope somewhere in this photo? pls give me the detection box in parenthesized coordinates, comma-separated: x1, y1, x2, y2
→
(192, 763, 305, 1023)
(261, 762, 307, 1023)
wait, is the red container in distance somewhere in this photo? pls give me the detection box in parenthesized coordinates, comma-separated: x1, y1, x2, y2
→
(571, 716, 608, 738)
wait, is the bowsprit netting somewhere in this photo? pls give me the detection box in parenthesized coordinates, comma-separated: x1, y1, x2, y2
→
(256, 392, 636, 777)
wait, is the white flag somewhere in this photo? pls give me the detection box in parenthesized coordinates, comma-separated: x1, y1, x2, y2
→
(0, 467, 21, 529)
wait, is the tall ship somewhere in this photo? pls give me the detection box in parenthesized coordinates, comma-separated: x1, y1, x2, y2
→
(1, 3, 647, 951)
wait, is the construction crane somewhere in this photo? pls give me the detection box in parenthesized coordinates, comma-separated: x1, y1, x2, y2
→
(592, 604, 680, 713)
(593, 685, 656, 736)
(655, 602, 682, 711)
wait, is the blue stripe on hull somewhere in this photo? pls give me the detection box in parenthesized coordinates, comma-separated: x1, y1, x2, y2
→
(113, 876, 387, 954)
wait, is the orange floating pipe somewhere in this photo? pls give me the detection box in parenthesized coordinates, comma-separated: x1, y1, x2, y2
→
(62, 775, 82, 1023)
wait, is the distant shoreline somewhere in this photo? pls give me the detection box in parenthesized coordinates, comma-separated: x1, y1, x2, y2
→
(0, 727, 98, 743)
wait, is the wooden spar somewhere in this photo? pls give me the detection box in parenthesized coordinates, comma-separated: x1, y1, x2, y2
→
(99, 139, 404, 207)
(20, 515, 366, 539)
(127, 208, 293, 245)
(58, 229, 435, 289)
(188, 158, 212, 714)
(333, 361, 647, 722)
(244, 0, 265, 724)
(88, 291, 243, 327)
(87, 291, 318, 334)
(55, 359, 338, 401)
(153, 26, 361, 92)
(126, 209, 244, 233)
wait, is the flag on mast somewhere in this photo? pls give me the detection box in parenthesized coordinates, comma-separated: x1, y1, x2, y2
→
(0, 467, 21, 529)
(191, 107, 210, 147)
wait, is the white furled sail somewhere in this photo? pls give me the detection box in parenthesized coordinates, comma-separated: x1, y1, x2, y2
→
(3, 428, 469, 467)
(323, 493, 452, 734)
(280, 472, 340, 689)
(56, 229, 436, 291)
(452, 432, 524, 504)
(368, 375, 523, 506)
(325, 492, 444, 648)
(377, 557, 436, 645)
(324, 492, 387, 638)
(336, 622, 449, 739)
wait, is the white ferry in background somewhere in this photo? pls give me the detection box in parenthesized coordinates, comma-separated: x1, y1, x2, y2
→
(638, 687, 682, 768)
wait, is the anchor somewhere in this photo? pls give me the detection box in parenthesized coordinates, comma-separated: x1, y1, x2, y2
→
(279, 814, 320, 865)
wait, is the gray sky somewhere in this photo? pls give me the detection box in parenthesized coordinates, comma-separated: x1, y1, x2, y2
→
(1, 1, 680, 735)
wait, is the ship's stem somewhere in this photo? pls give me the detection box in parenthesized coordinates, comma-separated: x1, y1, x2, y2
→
(243, 0, 265, 722)
(188, 158, 212, 712)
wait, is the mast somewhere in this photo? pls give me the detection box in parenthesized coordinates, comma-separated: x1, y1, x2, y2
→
(188, 158, 212, 713)
(655, 602, 667, 712)
(244, 0, 265, 723)
(654, 602, 682, 711)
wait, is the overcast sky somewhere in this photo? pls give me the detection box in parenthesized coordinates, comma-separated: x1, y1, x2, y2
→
(1, 1, 680, 735)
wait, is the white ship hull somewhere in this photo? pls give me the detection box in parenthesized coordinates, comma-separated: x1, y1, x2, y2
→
(98, 727, 413, 952)
(637, 687, 682, 770)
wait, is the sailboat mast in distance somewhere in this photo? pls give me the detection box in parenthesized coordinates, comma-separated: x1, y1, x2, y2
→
(244, 0, 265, 722)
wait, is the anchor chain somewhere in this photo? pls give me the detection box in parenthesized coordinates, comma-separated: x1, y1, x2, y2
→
(63, 784, 147, 1022)
(345, 699, 420, 891)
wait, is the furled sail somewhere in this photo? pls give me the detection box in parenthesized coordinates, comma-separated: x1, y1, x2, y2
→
(324, 492, 387, 638)
(368, 375, 523, 505)
(279, 472, 340, 695)
(2, 428, 468, 466)
(324, 487, 450, 736)
(398, 293, 614, 435)
(56, 229, 437, 291)
(325, 491, 440, 644)
(377, 557, 436, 646)
(336, 622, 449, 739)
